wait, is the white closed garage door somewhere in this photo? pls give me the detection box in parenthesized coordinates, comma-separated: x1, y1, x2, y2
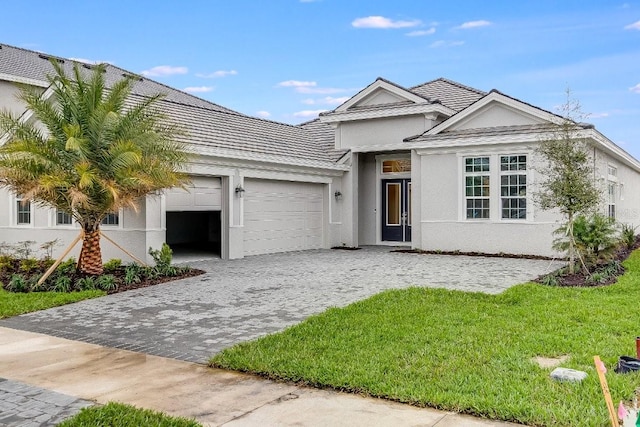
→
(244, 179, 324, 255)
(165, 176, 222, 211)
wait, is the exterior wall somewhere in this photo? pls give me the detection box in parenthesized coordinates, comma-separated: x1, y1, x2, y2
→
(337, 115, 431, 150)
(414, 143, 563, 257)
(359, 91, 406, 106)
(357, 153, 378, 245)
(0, 80, 43, 116)
(594, 149, 640, 226)
(453, 103, 543, 131)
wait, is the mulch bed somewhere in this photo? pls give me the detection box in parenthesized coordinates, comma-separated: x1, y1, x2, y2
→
(391, 248, 556, 261)
(539, 236, 640, 287)
(107, 268, 205, 294)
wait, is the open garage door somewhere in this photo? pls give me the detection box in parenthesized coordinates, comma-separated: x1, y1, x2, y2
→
(243, 179, 324, 256)
(165, 177, 222, 258)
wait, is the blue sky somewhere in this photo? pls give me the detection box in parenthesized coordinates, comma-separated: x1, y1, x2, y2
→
(1, 1, 640, 157)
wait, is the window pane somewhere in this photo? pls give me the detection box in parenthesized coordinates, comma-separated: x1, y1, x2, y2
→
(17, 200, 31, 225)
(386, 184, 400, 225)
(57, 210, 73, 225)
(102, 213, 119, 226)
(382, 159, 411, 174)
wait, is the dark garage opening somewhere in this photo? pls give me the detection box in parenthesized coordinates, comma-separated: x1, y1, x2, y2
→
(166, 211, 221, 259)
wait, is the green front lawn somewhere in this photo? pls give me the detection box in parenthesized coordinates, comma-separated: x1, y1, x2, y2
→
(0, 288, 104, 319)
(58, 402, 201, 427)
(211, 251, 640, 427)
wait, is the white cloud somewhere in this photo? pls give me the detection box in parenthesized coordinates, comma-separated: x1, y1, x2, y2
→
(296, 86, 349, 95)
(293, 109, 329, 118)
(630, 83, 640, 93)
(303, 96, 350, 105)
(589, 112, 610, 119)
(69, 57, 112, 65)
(429, 40, 465, 48)
(183, 86, 214, 93)
(140, 65, 188, 77)
(196, 70, 238, 78)
(278, 80, 349, 95)
(405, 28, 436, 37)
(456, 20, 492, 29)
(277, 80, 317, 88)
(256, 111, 271, 118)
(625, 20, 640, 30)
(352, 16, 421, 29)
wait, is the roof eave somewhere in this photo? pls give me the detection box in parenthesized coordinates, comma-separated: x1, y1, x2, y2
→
(319, 103, 454, 124)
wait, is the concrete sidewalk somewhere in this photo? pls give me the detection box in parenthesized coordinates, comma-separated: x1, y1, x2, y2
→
(0, 327, 519, 427)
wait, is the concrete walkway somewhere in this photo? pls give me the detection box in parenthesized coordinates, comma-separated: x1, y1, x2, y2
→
(0, 247, 562, 363)
(0, 327, 519, 426)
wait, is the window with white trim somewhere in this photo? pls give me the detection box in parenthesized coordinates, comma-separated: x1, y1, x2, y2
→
(500, 155, 527, 219)
(464, 157, 490, 219)
(57, 210, 73, 225)
(16, 198, 31, 225)
(382, 159, 411, 174)
(101, 213, 119, 226)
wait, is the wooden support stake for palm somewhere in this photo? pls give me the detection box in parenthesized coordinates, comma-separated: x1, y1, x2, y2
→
(36, 231, 83, 287)
(594, 355, 620, 427)
(100, 231, 148, 266)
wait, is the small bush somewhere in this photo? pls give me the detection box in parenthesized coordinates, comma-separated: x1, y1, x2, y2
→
(7, 274, 28, 293)
(19, 258, 39, 273)
(621, 223, 637, 249)
(124, 266, 141, 285)
(0, 255, 13, 271)
(96, 274, 117, 292)
(77, 276, 96, 290)
(149, 243, 173, 269)
(554, 214, 619, 267)
(103, 258, 122, 273)
(56, 258, 77, 276)
(53, 276, 72, 293)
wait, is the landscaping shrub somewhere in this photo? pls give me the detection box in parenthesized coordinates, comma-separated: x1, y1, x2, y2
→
(103, 258, 122, 273)
(553, 213, 619, 268)
(149, 243, 173, 269)
(621, 223, 637, 249)
(0, 241, 201, 295)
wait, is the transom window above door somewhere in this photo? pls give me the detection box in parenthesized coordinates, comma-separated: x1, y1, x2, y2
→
(382, 159, 411, 174)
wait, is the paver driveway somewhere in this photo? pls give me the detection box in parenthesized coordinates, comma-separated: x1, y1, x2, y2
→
(0, 247, 562, 363)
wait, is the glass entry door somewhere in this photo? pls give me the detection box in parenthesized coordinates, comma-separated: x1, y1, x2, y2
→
(381, 178, 411, 242)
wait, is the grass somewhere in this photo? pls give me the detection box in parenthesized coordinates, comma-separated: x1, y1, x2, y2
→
(211, 250, 640, 427)
(0, 288, 104, 319)
(58, 402, 201, 427)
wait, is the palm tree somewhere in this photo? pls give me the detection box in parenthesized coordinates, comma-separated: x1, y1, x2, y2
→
(0, 61, 189, 275)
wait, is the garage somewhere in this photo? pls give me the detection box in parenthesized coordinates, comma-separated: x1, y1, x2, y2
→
(243, 179, 324, 256)
(165, 176, 222, 257)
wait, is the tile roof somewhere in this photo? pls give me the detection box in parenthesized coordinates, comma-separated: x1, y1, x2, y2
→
(299, 119, 349, 162)
(144, 95, 337, 165)
(409, 78, 486, 112)
(0, 43, 237, 113)
(0, 43, 341, 168)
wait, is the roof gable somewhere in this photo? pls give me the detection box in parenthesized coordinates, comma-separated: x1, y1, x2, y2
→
(336, 78, 429, 112)
(425, 90, 562, 136)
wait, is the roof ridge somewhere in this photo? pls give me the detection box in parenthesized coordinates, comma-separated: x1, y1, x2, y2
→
(410, 77, 486, 95)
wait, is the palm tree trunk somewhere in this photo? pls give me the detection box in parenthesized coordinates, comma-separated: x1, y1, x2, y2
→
(78, 228, 103, 275)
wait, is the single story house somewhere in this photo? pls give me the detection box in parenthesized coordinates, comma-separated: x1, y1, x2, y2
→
(1, 43, 639, 262)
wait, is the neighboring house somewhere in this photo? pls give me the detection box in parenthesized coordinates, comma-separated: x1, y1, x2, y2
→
(1, 43, 639, 262)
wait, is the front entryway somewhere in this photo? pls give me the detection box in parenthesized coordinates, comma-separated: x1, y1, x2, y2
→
(381, 178, 411, 242)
